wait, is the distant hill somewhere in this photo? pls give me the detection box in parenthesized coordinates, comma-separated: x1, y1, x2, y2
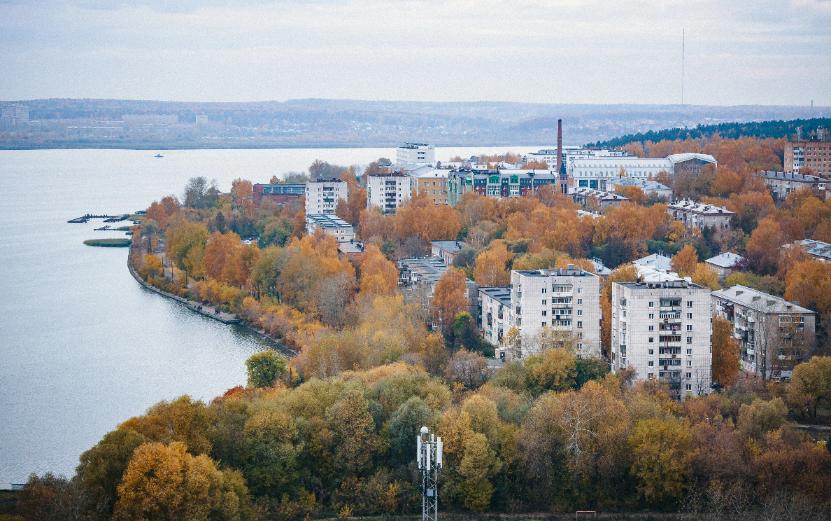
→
(1, 98, 830, 149)
(588, 117, 831, 148)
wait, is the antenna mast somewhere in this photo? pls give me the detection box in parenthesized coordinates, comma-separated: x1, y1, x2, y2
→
(417, 426, 442, 521)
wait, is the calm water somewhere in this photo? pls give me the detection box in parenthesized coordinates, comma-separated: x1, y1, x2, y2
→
(0, 146, 541, 486)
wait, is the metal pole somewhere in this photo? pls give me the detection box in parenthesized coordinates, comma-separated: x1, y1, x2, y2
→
(417, 426, 442, 521)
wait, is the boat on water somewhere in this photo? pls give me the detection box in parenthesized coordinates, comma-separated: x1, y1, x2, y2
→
(154, 153, 164, 158)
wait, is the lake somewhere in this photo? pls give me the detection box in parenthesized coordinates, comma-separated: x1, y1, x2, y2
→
(0, 145, 542, 486)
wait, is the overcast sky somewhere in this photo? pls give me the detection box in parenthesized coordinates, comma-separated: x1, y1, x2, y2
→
(1, 0, 829, 106)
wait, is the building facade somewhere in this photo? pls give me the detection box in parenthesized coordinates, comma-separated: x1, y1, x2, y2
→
(305, 178, 348, 216)
(668, 199, 734, 231)
(409, 168, 449, 205)
(712, 285, 816, 380)
(509, 267, 602, 359)
(430, 241, 467, 265)
(447, 169, 557, 205)
(611, 279, 712, 399)
(397, 143, 435, 167)
(305, 214, 355, 242)
(570, 187, 629, 211)
(253, 183, 305, 206)
(479, 287, 513, 348)
(568, 153, 716, 191)
(367, 172, 411, 213)
(756, 170, 827, 202)
(704, 252, 744, 279)
(785, 131, 831, 177)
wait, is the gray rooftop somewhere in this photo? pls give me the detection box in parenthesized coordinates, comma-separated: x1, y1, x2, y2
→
(515, 266, 597, 278)
(705, 252, 744, 268)
(712, 285, 814, 314)
(757, 170, 825, 183)
(480, 286, 512, 307)
(431, 240, 467, 253)
(796, 239, 831, 261)
(669, 199, 734, 215)
(633, 253, 673, 272)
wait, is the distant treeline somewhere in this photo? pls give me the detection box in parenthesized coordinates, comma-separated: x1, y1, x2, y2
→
(589, 117, 831, 148)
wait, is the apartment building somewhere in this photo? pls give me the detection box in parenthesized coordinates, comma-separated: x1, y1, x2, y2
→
(253, 183, 305, 206)
(366, 172, 411, 213)
(704, 252, 744, 279)
(305, 214, 355, 243)
(409, 168, 449, 205)
(756, 170, 827, 202)
(611, 278, 712, 399)
(570, 187, 629, 211)
(397, 142, 435, 167)
(446, 169, 557, 205)
(668, 199, 734, 231)
(785, 129, 831, 177)
(712, 285, 815, 380)
(431, 240, 468, 265)
(509, 267, 601, 359)
(479, 287, 513, 348)
(305, 178, 348, 216)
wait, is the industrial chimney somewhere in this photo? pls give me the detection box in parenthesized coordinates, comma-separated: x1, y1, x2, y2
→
(556, 119, 567, 193)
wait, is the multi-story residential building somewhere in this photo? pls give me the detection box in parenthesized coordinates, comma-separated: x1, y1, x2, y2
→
(793, 239, 831, 262)
(253, 183, 305, 206)
(607, 177, 672, 200)
(526, 146, 627, 168)
(568, 153, 716, 191)
(668, 199, 734, 231)
(785, 129, 831, 177)
(0, 104, 29, 129)
(704, 252, 744, 279)
(611, 278, 712, 399)
(409, 168, 449, 205)
(570, 187, 629, 211)
(756, 170, 827, 202)
(397, 143, 435, 167)
(305, 178, 348, 216)
(479, 287, 513, 349)
(367, 172, 411, 213)
(509, 267, 601, 359)
(398, 256, 478, 327)
(446, 169, 557, 205)
(712, 285, 816, 380)
(431, 241, 467, 265)
(305, 214, 355, 242)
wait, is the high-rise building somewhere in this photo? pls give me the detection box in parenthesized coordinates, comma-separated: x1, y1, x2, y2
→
(785, 129, 831, 177)
(367, 172, 411, 213)
(611, 278, 712, 399)
(397, 143, 435, 167)
(305, 178, 348, 216)
(408, 167, 449, 205)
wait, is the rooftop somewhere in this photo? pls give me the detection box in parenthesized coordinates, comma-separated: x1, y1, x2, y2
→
(705, 252, 744, 269)
(431, 240, 467, 253)
(712, 285, 814, 314)
(306, 214, 353, 229)
(571, 187, 629, 201)
(480, 286, 512, 307)
(398, 256, 449, 285)
(669, 199, 734, 215)
(515, 266, 597, 278)
(666, 153, 718, 165)
(619, 278, 702, 290)
(633, 253, 673, 272)
(756, 170, 825, 183)
(796, 239, 831, 261)
(608, 177, 671, 191)
(307, 177, 346, 184)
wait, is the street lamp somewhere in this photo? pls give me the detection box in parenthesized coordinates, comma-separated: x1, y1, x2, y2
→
(417, 426, 442, 521)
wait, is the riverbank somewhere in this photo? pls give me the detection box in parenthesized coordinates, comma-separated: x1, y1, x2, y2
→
(84, 238, 131, 247)
(126, 252, 296, 357)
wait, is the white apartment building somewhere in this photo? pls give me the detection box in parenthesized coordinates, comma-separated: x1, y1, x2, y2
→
(479, 287, 513, 348)
(305, 178, 348, 216)
(366, 172, 412, 214)
(510, 267, 602, 358)
(305, 214, 355, 242)
(526, 146, 627, 168)
(396, 143, 435, 167)
(611, 278, 712, 399)
(668, 199, 734, 231)
(569, 157, 673, 190)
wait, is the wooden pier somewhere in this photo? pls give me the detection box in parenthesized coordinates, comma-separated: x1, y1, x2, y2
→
(67, 213, 130, 224)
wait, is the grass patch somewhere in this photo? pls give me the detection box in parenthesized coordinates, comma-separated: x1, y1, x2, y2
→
(84, 238, 131, 247)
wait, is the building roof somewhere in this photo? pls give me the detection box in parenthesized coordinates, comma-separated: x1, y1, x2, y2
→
(619, 278, 701, 290)
(408, 167, 449, 179)
(307, 177, 346, 184)
(571, 187, 629, 202)
(431, 240, 467, 253)
(306, 214, 353, 229)
(756, 170, 825, 183)
(515, 266, 597, 278)
(633, 253, 673, 272)
(608, 177, 671, 192)
(398, 256, 449, 285)
(796, 239, 831, 261)
(576, 209, 602, 219)
(479, 286, 512, 307)
(705, 252, 744, 269)
(667, 153, 717, 165)
(712, 285, 814, 315)
(669, 199, 734, 216)
(338, 241, 365, 254)
(591, 258, 612, 276)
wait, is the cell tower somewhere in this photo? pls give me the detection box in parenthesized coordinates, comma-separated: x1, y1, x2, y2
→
(417, 426, 443, 521)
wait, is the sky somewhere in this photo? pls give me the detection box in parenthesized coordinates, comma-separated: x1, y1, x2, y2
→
(1, 0, 830, 106)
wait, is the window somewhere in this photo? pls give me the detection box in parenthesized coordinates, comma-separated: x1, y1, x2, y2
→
(542, 322, 547, 327)
(542, 310, 547, 316)
(685, 384, 692, 390)
(687, 336, 692, 344)
(577, 321, 583, 328)
(686, 349, 692, 355)
(649, 301, 654, 307)
(577, 309, 582, 316)
(648, 361, 654, 366)
(649, 349, 654, 354)
(686, 325, 693, 331)
(649, 337, 654, 343)
(648, 313, 654, 319)
(686, 372, 692, 378)
(542, 299, 547, 305)
(649, 325, 654, 331)
(577, 298, 582, 304)
(648, 373, 654, 379)
(687, 301, 693, 308)
(577, 288, 582, 294)
(541, 288, 547, 294)
(687, 313, 693, 319)
(687, 360, 692, 367)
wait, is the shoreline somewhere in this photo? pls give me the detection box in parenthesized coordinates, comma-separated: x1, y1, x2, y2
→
(126, 252, 297, 358)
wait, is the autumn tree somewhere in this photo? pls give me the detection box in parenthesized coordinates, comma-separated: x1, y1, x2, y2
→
(113, 442, 253, 521)
(119, 396, 214, 456)
(672, 244, 699, 276)
(712, 316, 740, 388)
(445, 349, 490, 389)
(473, 240, 513, 286)
(230, 178, 254, 217)
(358, 244, 398, 297)
(628, 417, 695, 506)
(17, 473, 79, 521)
(166, 221, 208, 279)
(786, 356, 831, 420)
(432, 267, 468, 336)
(745, 217, 784, 274)
(245, 351, 287, 388)
(525, 347, 577, 395)
(183, 176, 219, 209)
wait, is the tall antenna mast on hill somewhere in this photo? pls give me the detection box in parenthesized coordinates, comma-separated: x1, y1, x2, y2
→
(681, 28, 685, 105)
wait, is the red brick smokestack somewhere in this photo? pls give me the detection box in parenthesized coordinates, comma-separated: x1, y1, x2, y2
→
(556, 119, 563, 175)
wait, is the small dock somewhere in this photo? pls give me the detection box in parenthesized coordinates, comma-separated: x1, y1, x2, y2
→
(68, 213, 130, 224)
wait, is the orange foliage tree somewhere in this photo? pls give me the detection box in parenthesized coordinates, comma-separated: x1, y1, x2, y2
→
(358, 244, 399, 297)
(473, 240, 513, 286)
(432, 267, 469, 336)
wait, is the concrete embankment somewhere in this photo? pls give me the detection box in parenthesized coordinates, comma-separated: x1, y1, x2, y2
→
(127, 253, 296, 356)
